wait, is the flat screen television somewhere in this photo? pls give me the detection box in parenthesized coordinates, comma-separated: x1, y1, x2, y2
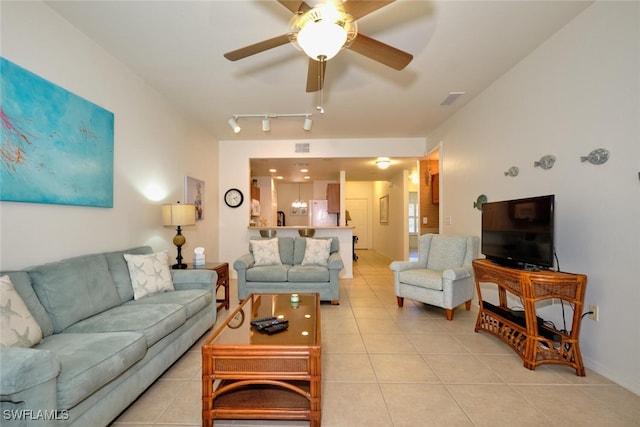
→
(481, 195, 555, 270)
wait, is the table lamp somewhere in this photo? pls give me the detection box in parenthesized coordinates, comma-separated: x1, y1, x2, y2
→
(162, 202, 196, 269)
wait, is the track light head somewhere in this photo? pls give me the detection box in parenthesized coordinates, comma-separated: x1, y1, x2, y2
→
(228, 117, 241, 133)
(262, 117, 271, 132)
(303, 116, 313, 131)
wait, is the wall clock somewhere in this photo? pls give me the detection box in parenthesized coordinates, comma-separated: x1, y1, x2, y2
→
(224, 188, 244, 208)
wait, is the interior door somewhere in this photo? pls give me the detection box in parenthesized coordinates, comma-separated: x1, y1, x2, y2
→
(346, 198, 368, 249)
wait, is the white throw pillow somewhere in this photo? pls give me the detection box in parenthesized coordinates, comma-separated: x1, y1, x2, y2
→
(0, 275, 43, 348)
(301, 238, 331, 266)
(251, 238, 282, 266)
(123, 251, 174, 300)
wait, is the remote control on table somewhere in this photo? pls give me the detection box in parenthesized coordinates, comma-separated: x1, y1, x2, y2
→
(263, 322, 289, 334)
(251, 316, 276, 324)
(252, 318, 288, 330)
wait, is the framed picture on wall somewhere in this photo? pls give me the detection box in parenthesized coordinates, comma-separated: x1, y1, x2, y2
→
(380, 195, 389, 224)
(184, 176, 204, 220)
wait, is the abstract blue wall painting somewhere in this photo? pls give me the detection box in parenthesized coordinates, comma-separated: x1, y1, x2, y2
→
(1, 57, 114, 207)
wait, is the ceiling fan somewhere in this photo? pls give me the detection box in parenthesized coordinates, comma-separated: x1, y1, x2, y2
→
(224, 0, 413, 92)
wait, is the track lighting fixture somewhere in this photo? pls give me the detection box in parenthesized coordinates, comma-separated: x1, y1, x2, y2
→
(228, 117, 241, 133)
(228, 113, 313, 134)
(303, 116, 313, 132)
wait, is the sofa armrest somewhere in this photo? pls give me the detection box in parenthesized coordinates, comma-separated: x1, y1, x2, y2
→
(389, 261, 422, 272)
(233, 253, 255, 272)
(0, 347, 60, 396)
(171, 269, 217, 291)
(442, 267, 472, 281)
(327, 252, 343, 270)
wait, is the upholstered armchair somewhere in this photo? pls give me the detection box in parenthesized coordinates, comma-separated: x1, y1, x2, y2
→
(390, 234, 479, 320)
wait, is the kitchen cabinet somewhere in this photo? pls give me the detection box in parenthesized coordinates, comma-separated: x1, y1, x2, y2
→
(250, 186, 260, 201)
(326, 184, 340, 213)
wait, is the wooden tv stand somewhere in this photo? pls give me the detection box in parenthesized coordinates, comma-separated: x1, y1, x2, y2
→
(472, 259, 587, 376)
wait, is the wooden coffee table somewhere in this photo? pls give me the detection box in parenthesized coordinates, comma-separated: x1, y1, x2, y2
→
(202, 293, 321, 427)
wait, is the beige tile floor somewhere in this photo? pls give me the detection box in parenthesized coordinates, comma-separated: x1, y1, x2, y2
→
(111, 250, 640, 427)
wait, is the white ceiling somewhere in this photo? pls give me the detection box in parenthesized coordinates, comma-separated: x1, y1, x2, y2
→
(46, 0, 592, 181)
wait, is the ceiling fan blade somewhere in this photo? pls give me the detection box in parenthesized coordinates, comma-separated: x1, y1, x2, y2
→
(306, 58, 327, 93)
(277, 0, 312, 14)
(347, 33, 413, 70)
(224, 34, 292, 61)
(342, 0, 395, 20)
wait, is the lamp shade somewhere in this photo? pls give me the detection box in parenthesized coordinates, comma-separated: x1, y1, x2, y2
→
(162, 203, 196, 227)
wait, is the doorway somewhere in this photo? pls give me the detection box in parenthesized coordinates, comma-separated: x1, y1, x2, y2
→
(346, 198, 368, 249)
(420, 148, 440, 237)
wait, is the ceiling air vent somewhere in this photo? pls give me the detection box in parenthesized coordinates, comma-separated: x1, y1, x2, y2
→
(295, 143, 310, 153)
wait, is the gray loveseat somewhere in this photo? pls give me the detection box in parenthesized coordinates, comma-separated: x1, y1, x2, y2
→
(234, 236, 343, 304)
(0, 246, 216, 426)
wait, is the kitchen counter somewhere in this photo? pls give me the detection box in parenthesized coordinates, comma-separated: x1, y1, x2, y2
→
(246, 226, 354, 278)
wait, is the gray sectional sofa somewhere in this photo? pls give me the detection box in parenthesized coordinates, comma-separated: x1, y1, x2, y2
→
(0, 246, 217, 427)
(234, 236, 343, 304)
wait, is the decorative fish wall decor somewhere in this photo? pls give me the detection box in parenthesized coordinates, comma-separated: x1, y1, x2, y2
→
(580, 148, 609, 165)
(534, 155, 556, 170)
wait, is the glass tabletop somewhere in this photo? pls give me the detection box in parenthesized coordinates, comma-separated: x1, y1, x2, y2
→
(206, 293, 320, 347)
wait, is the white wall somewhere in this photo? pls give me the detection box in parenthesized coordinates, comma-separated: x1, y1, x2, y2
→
(0, 1, 219, 270)
(428, 1, 640, 394)
(218, 138, 426, 278)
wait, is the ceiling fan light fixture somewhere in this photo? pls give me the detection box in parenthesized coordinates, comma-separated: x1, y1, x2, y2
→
(289, 4, 357, 61)
(298, 21, 346, 61)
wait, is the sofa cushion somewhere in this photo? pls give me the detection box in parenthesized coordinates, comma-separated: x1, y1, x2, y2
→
(426, 235, 467, 271)
(293, 237, 337, 265)
(250, 238, 282, 266)
(28, 254, 122, 333)
(35, 332, 146, 410)
(124, 289, 212, 319)
(0, 271, 54, 337)
(246, 265, 289, 282)
(287, 265, 330, 282)
(301, 238, 331, 266)
(398, 269, 444, 291)
(250, 237, 294, 265)
(0, 275, 43, 347)
(124, 251, 174, 300)
(63, 303, 186, 347)
(105, 246, 154, 302)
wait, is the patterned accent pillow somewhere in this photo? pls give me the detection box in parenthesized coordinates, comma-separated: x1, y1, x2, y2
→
(0, 275, 43, 348)
(123, 251, 174, 300)
(251, 238, 282, 267)
(301, 238, 331, 266)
